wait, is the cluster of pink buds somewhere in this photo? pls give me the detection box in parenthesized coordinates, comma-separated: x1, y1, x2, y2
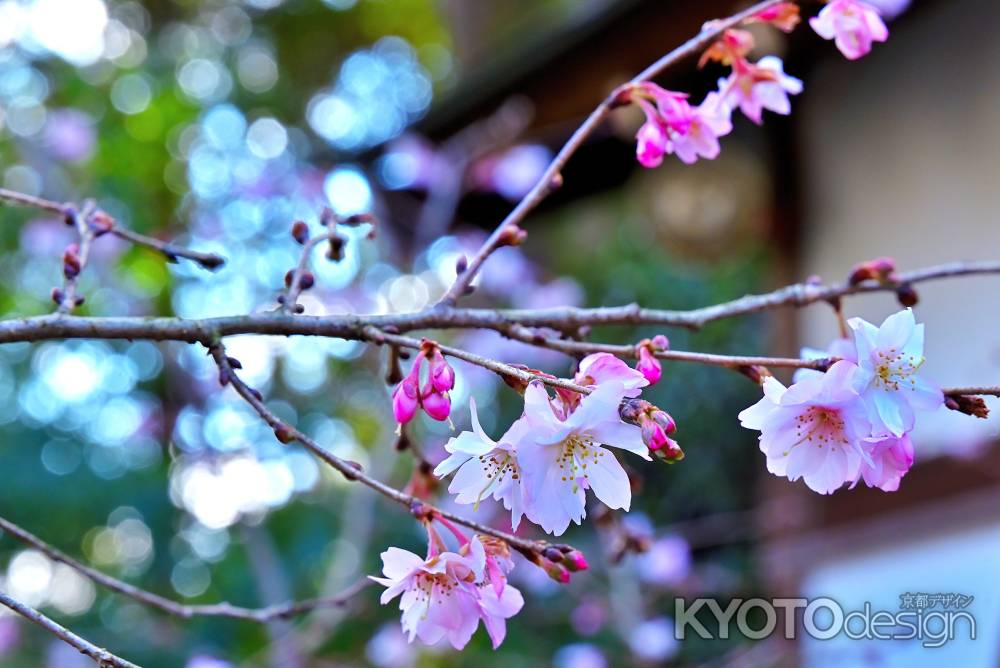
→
(530, 544, 590, 584)
(620, 398, 683, 463)
(635, 334, 669, 385)
(392, 340, 456, 425)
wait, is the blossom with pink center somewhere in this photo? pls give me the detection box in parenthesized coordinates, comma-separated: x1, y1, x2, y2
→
(670, 93, 733, 164)
(631, 84, 731, 167)
(854, 433, 914, 491)
(517, 381, 649, 535)
(555, 352, 649, 419)
(738, 360, 871, 494)
(719, 56, 803, 125)
(434, 399, 531, 529)
(371, 539, 486, 649)
(810, 0, 889, 60)
(848, 309, 942, 438)
(575, 353, 649, 394)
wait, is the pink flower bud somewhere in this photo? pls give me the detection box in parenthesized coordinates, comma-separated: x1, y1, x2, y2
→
(392, 371, 420, 424)
(651, 334, 669, 350)
(652, 437, 684, 463)
(650, 409, 676, 434)
(636, 119, 669, 169)
(563, 549, 589, 572)
(427, 349, 455, 393)
(420, 390, 451, 422)
(636, 346, 662, 385)
(640, 420, 669, 451)
(542, 559, 571, 584)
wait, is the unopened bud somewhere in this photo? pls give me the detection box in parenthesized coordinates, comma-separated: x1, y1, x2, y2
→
(945, 394, 989, 419)
(226, 356, 243, 370)
(298, 271, 315, 291)
(326, 235, 347, 261)
(542, 559, 571, 584)
(455, 255, 468, 274)
(89, 211, 114, 236)
(497, 225, 527, 247)
(274, 424, 295, 444)
(848, 256, 896, 285)
(291, 220, 310, 245)
(50, 288, 64, 305)
(63, 245, 81, 279)
(562, 549, 588, 572)
(896, 282, 919, 307)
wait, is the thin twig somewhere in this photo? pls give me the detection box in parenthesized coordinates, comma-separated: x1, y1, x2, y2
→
(0, 187, 225, 270)
(0, 514, 369, 623)
(436, 0, 788, 305)
(56, 201, 96, 314)
(0, 590, 141, 668)
(209, 344, 558, 558)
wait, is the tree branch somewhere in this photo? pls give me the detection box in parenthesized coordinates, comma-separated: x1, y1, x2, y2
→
(0, 590, 141, 668)
(0, 187, 225, 270)
(435, 0, 788, 306)
(0, 260, 994, 346)
(0, 515, 369, 623)
(208, 344, 559, 558)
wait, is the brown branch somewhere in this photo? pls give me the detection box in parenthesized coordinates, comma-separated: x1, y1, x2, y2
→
(0, 258, 993, 342)
(0, 515, 369, 624)
(435, 0, 788, 306)
(498, 323, 830, 370)
(0, 590, 141, 668)
(0, 187, 225, 270)
(208, 343, 558, 558)
(55, 201, 97, 314)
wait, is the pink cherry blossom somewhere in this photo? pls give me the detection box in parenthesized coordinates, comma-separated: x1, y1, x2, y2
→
(517, 381, 649, 535)
(793, 337, 858, 383)
(669, 92, 732, 164)
(719, 56, 803, 125)
(848, 309, 943, 438)
(631, 84, 731, 167)
(810, 0, 889, 60)
(738, 361, 871, 494)
(371, 540, 486, 649)
(575, 353, 649, 395)
(434, 399, 531, 529)
(854, 433, 914, 491)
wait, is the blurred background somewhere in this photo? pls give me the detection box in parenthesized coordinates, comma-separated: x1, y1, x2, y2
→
(0, 0, 998, 666)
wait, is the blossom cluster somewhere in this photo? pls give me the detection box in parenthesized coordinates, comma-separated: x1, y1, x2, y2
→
(372, 532, 523, 650)
(631, 0, 889, 168)
(434, 351, 676, 536)
(739, 309, 942, 494)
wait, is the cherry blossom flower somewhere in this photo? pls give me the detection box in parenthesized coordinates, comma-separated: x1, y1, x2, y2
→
(848, 309, 943, 438)
(632, 84, 732, 167)
(554, 352, 648, 419)
(371, 539, 486, 649)
(434, 399, 531, 529)
(793, 336, 858, 383)
(719, 56, 803, 125)
(670, 93, 733, 164)
(810, 0, 888, 60)
(474, 537, 524, 648)
(854, 433, 914, 491)
(575, 353, 649, 395)
(517, 381, 649, 535)
(738, 361, 871, 494)
(752, 2, 802, 32)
